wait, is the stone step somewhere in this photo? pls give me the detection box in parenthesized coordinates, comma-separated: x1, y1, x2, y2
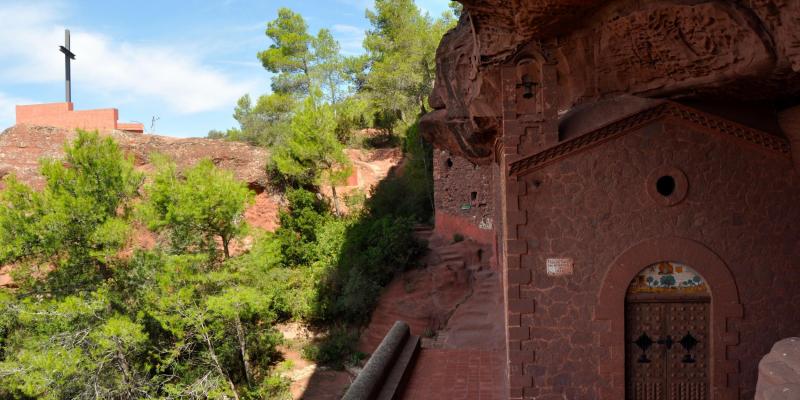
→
(466, 264, 483, 272)
(438, 253, 463, 262)
(443, 260, 466, 271)
(474, 269, 495, 278)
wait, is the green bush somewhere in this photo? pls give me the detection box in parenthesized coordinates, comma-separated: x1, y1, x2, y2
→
(249, 374, 292, 400)
(365, 123, 433, 222)
(274, 188, 330, 267)
(302, 327, 363, 370)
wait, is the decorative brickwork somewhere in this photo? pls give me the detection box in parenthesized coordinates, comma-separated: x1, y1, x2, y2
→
(510, 118, 798, 398)
(509, 102, 791, 177)
(596, 238, 743, 399)
(421, 2, 800, 399)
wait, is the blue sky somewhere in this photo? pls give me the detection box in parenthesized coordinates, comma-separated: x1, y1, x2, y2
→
(0, 0, 450, 137)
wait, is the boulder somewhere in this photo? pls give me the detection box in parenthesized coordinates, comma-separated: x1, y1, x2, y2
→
(756, 337, 800, 400)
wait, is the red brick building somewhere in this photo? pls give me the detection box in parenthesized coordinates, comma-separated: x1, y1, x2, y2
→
(421, 1, 800, 398)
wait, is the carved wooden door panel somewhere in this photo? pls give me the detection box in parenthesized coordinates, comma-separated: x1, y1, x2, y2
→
(626, 301, 709, 400)
(665, 302, 709, 399)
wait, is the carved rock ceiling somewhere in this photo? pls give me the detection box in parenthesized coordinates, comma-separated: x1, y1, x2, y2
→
(422, 0, 800, 163)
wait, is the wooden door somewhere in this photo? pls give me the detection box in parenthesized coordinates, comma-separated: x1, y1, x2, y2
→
(626, 300, 709, 400)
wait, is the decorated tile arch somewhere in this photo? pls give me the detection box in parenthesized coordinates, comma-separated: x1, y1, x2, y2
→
(628, 261, 709, 295)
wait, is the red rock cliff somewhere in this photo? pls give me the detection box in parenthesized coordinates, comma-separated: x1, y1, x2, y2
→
(422, 0, 800, 163)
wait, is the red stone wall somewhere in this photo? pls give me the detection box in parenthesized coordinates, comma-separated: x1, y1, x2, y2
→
(15, 102, 144, 133)
(432, 148, 497, 246)
(508, 118, 800, 398)
(117, 123, 144, 133)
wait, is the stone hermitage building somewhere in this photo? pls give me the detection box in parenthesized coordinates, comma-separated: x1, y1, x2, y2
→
(420, 1, 800, 399)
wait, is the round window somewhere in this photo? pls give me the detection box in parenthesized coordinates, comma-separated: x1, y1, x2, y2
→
(647, 167, 687, 206)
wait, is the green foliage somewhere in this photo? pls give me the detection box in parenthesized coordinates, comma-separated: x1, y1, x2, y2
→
(221, 1, 456, 156)
(325, 215, 424, 324)
(0, 130, 141, 292)
(258, 7, 315, 96)
(245, 374, 291, 400)
(141, 157, 254, 259)
(366, 123, 433, 220)
(363, 0, 457, 127)
(333, 95, 372, 145)
(0, 133, 293, 399)
(258, 7, 358, 103)
(301, 328, 363, 370)
(344, 188, 366, 212)
(312, 29, 350, 104)
(270, 92, 352, 214)
(0, 1, 453, 394)
(209, 92, 297, 147)
(0, 287, 157, 399)
(271, 93, 340, 183)
(273, 188, 329, 267)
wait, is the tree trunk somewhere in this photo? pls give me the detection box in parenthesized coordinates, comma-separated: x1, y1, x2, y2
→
(115, 341, 133, 397)
(222, 236, 231, 259)
(331, 184, 341, 216)
(201, 321, 240, 400)
(235, 314, 253, 386)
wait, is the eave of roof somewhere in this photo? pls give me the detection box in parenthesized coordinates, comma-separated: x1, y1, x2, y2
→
(508, 102, 791, 177)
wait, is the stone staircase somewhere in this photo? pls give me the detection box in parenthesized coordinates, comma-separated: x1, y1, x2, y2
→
(359, 224, 504, 353)
(434, 267, 505, 350)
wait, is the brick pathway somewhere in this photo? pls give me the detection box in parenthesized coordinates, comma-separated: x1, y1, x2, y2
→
(400, 349, 506, 400)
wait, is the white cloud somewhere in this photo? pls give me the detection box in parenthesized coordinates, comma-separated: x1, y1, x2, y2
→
(0, 1, 257, 114)
(0, 92, 35, 129)
(332, 24, 365, 55)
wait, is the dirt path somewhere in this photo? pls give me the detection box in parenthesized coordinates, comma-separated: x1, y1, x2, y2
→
(277, 323, 354, 399)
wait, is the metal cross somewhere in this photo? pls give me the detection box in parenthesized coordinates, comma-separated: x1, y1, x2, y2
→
(59, 29, 76, 103)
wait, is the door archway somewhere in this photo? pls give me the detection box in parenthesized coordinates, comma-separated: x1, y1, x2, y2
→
(625, 262, 710, 399)
(594, 237, 742, 400)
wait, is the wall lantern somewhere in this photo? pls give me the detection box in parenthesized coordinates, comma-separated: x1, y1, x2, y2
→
(517, 74, 537, 99)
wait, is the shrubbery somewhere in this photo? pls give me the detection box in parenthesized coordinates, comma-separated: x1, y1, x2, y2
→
(0, 132, 288, 399)
(0, 117, 434, 400)
(0, 0, 447, 393)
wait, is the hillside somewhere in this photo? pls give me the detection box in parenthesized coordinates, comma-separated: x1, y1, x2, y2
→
(0, 124, 269, 190)
(0, 124, 403, 287)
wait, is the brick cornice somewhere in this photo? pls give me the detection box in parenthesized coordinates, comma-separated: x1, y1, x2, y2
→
(508, 102, 791, 176)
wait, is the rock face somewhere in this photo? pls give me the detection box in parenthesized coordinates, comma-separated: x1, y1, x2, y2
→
(0, 124, 279, 284)
(0, 124, 270, 191)
(0, 124, 405, 286)
(756, 337, 800, 400)
(318, 147, 404, 213)
(422, 0, 800, 163)
(419, 2, 800, 399)
(359, 228, 504, 354)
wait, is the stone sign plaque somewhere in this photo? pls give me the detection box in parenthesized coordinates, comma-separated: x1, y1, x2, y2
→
(546, 258, 574, 276)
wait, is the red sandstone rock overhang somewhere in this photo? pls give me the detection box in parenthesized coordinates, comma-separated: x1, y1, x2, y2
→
(422, 0, 800, 163)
